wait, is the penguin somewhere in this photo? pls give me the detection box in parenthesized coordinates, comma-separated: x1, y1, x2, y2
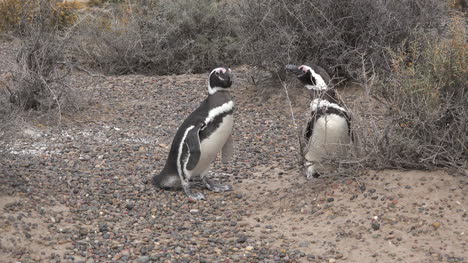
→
(286, 64, 352, 179)
(152, 67, 235, 200)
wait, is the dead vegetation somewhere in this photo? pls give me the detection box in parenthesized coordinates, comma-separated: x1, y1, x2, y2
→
(235, 0, 448, 80)
(69, 0, 240, 75)
(369, 17, 467, 170)
(0, 0, 466, 171)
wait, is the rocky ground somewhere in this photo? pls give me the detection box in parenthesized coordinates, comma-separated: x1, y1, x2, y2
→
(0, 54, 467, 262)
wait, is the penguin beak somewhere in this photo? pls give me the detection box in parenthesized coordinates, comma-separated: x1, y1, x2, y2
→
(285, 64, 303, 76)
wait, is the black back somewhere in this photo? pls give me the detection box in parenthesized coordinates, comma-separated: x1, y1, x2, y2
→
(158, 67, 233, 177)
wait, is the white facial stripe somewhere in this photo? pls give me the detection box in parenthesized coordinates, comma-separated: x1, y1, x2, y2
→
(310, 99, 348, 113)
(309, 70, 327, 90)
(177, 125, 195, 177)
(208, 67, 230, 94)
(204, 101, 234, 126)
(300, 65, 312, 72)
(299, 65, 327, 91)
(210, 67, 226, 75)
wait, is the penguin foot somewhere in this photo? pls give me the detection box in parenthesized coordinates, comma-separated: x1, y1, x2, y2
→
(186, 192, 206, 201)
(204, 178, 233, 192)
(182, 183, 206, 200)
(305, 166, 321, 180)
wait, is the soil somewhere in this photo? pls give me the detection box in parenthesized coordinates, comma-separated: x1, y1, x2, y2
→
(0, 57, 467, 262)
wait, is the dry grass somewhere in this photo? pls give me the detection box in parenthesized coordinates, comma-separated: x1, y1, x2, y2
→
(0, 0, 82, 34)
(69, 0, 240, 75)
(349, 17, 467, 171)
(235, 0, 448, 81)
(2, 0, 83, 114)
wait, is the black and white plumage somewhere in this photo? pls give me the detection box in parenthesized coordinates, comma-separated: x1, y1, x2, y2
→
(152, 67, 235, 200)
(286, 64, 352, 179)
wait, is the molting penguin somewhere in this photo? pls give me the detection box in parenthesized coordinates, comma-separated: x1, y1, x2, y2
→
(153, 67, 235, 200)
(286, 64, 352, 179)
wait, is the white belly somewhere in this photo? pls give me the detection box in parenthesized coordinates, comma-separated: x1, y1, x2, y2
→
(305, 114, 351, 162)
(191, 114, 234, 175)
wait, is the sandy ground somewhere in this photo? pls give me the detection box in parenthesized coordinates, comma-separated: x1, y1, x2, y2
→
(0, 61, 467, 263)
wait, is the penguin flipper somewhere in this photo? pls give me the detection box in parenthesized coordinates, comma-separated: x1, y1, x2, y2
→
(221, 134, 234, 164)
(304, 111, 317, 143)
(185, 123, 203, 171)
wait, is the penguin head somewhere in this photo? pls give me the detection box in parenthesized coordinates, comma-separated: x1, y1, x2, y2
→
(208, 67, 232, 94)
(285, 64, 329, 91)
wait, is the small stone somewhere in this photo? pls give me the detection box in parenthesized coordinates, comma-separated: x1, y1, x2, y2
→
(137, 256, 150, 263)
(371, 222, 380, 231)
(299, 241, 310, 248)
(246, 246, 254, 251)
(190, 209, 199, 214)
(432, 222, 441, 230)
(236, 236, 247, 243)
(329, 258, 336, 263)
(98, 222, 108, 233)
(327, 198, 335, 202)
(79, 228, 88, 236)
(174, 247, 182, 254)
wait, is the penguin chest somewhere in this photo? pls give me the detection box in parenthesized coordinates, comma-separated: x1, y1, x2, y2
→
(305, 114, 350, 161)
(192, 114, 234, 174)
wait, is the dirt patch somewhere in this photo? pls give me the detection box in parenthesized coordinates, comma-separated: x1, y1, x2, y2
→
(238, 167, 467, 262)
(0, 196, 83, 263)
(0, 58, 466, 262)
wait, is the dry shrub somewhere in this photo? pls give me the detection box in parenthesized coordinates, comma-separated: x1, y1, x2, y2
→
(87, 0, 124, 7)
(71, 0, 240, 75)
(357, 17, 467, 170)
(0, 0, 81, 34)
(0, 79, 18, 154)
(6, 0, 79, 112)
(0, 0, 34, 33)
(236, 0, 448, 80)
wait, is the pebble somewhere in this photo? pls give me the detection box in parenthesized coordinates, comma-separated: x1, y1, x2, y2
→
(237, 236, 247, 243)
(137, 256, 150, 263)
(1, 64, 464, 263)
(372, 222, 380, 231)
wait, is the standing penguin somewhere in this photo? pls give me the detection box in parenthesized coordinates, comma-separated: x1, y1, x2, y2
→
(286, 64, 352, 179)
(153, 67, 235, 200)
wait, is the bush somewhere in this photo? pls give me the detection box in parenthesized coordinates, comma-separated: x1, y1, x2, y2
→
(7, 0, 78, 111)
(0, 0, 81, 34)
(0, 76, 17, 154)
(71, 0, 240, 75)
(365, 17, 467, 169)
(236, 0, 448, 80)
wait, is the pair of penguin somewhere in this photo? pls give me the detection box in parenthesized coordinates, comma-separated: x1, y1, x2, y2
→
(153, 65, 352, 200)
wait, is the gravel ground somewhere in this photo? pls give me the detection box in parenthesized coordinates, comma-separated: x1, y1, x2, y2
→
(0, 48, 467, 262)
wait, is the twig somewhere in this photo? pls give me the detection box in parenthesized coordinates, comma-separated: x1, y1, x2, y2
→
(276, 73, 304, 166)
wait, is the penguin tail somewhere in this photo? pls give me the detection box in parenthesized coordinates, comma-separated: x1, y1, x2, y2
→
(152, 172, 181, 190)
